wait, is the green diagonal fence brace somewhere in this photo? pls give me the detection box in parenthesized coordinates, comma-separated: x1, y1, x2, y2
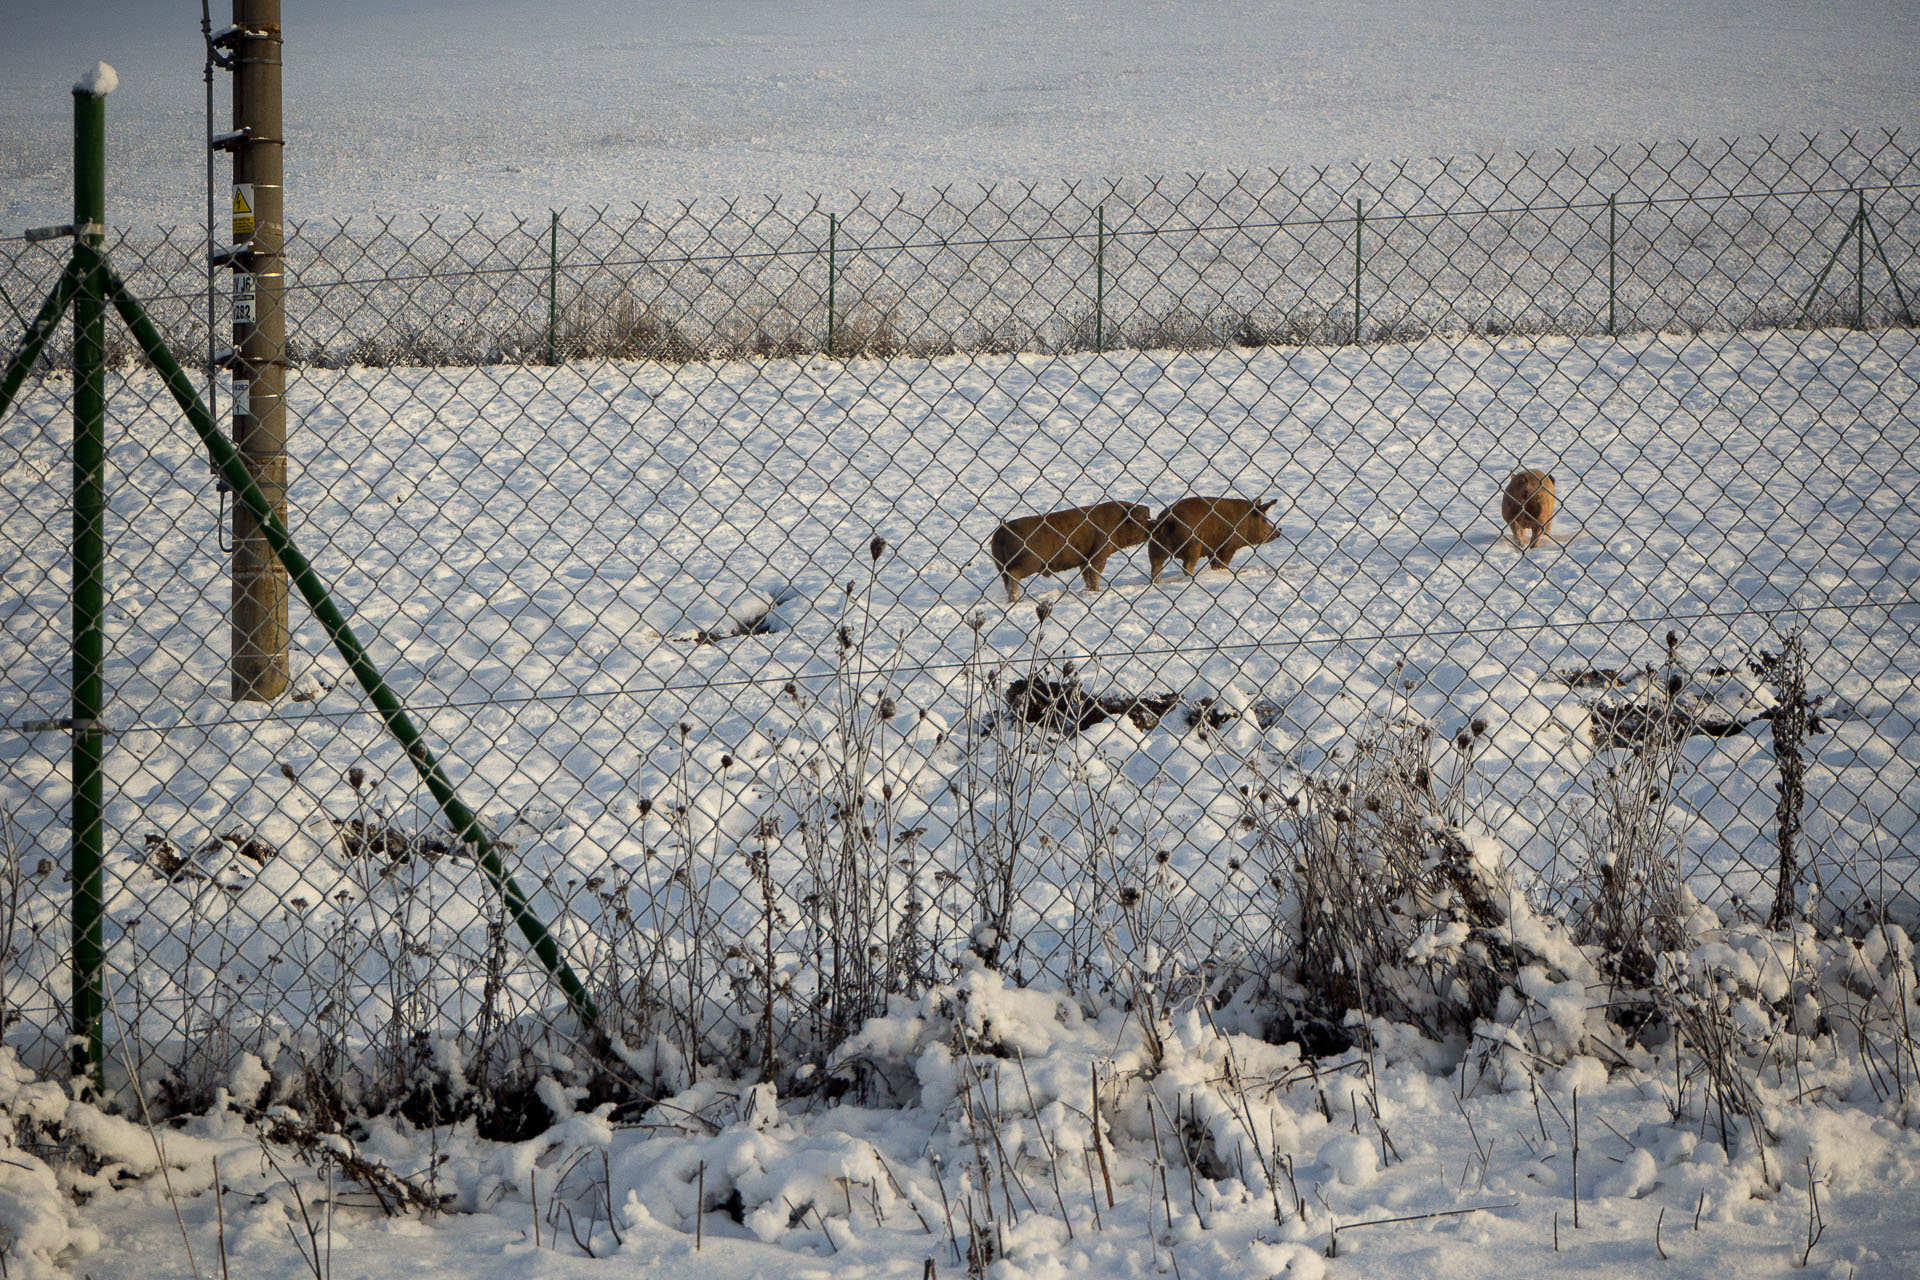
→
(1790, 192, 1911, 329)
(0, 257, 85, 415)
(100, 267, 604, 1033)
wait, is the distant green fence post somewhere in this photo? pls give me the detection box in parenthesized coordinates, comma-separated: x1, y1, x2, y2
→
(826, 212, 838, 358)
(1353, 198, 1365, 343)
(1607, 192, 1618, 336)
(1095, 204, 1106, 351)
(547, 210, 559, 364)
(1856, 190, 1867, 329)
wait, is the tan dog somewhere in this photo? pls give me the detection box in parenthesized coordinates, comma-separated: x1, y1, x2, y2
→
(1501, 469, 1557, 548)
(990, 501, 1153, 602)
(1148, 497, 1280, 582)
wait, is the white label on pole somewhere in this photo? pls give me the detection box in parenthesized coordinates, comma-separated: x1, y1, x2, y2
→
(232, 271, 256, 326)
(233, 379, 250, 417)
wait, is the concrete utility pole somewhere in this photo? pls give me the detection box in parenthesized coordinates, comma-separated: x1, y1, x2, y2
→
(224, 0, 289, 700)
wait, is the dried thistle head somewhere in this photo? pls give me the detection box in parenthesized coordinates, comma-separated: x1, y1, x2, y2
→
(869, 535, 887, 563)
(348, 766, 366, 792)
(1470, 717, 1489, 738)
(279, 763, 297, 782)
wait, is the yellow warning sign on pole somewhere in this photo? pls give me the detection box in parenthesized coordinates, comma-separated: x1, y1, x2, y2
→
(232, 184, 255, 239)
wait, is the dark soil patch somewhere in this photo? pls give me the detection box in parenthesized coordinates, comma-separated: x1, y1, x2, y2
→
(1006, 677, 1283, 736)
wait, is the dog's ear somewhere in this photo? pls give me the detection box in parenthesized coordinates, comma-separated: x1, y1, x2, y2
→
(1259, 498, 1276, 512)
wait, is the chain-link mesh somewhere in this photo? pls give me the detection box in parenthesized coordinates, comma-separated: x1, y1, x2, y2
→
(2, 134, 1916, 1106)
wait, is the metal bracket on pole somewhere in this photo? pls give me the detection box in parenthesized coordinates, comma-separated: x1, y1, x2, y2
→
(15, 717, 106, 734)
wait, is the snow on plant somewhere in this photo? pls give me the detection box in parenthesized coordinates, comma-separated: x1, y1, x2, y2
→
(1229, 691, 1556, 1045)
(0, 1050, 102, 1278)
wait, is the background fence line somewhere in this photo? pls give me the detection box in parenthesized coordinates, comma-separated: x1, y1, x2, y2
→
(4, 132, 1917, 373)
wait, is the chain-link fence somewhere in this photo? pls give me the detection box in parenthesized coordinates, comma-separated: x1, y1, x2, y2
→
(2, 132, 1916, 1109)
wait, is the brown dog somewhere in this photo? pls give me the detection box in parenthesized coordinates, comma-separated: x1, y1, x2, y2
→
(990, 501, 1153, 602)
(1501, 469, 1557, 548)
(1148, 497, 1280, 582)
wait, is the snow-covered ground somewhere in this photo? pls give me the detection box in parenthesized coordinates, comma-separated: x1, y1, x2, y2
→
(3, 322, 1918, 1276)
(16, 946, 1920, 1280)
(4, 4, 1920, 1278)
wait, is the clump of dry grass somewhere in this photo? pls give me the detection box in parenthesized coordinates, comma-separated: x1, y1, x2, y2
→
(1236, 692, 1527, 1041)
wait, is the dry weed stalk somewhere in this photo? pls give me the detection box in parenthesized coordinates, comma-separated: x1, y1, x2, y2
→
(1576, 633, 1698, 984)
(956, 607, 1055, 977)
(1237, 699, 1518, 1038)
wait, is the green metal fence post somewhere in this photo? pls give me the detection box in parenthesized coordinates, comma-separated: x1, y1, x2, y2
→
(1856, 190, 1867, 329)
(1353, 197, 1365, 343)
(1607, 192, 1618, 336)
(1095, 205, 1106, 352)
(70, 80, 108, 1093)
(826, 212, 838, 358)
(547, 210, 559, 365)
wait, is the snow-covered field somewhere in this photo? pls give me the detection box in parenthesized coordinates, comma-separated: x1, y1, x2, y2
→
(1, 321, 1917, 1278)
(6, 330, 1918, 929)
(5, 3, 1920, 1277)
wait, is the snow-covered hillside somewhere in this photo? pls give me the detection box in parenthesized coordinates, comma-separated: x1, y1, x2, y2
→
(3, 0, 1919, 228)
